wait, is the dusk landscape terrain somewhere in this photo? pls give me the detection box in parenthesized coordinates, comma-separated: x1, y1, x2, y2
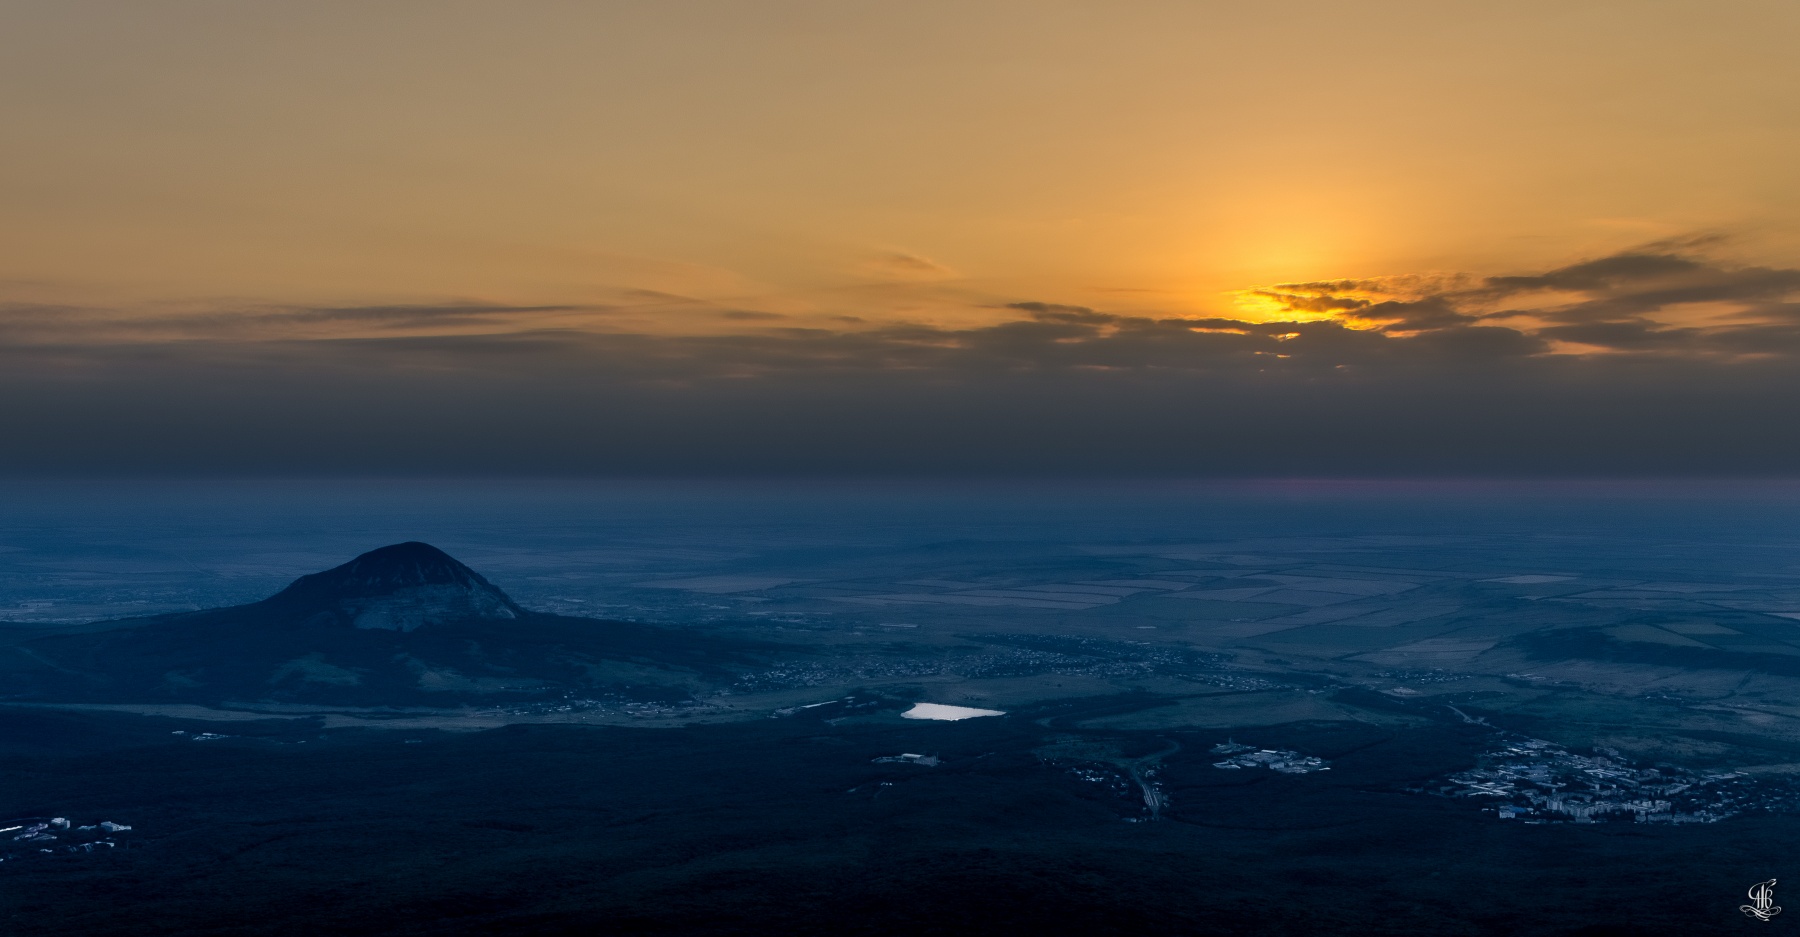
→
(6, 2, 1800, 935)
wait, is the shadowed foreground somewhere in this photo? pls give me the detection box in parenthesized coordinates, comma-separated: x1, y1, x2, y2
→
(0, 704, 1779, 937)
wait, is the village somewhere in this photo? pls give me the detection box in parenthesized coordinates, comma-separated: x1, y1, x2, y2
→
(2, 816, 133, 863)
(1210, 741, 1331, 774)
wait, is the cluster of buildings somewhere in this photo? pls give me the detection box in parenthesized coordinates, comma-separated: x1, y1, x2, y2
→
(731, 656, 949, 692)
(1, 816, 131, 862)
(1067, 764, 1136, 796)
(1374, 669, 1472, 685)
(477, 695, 729, 719)
(1426, 735, 1782, 824)
(958, 634, 1272, 687)
(1211, 741, 1330, 773)
(873, 753, 941, 766)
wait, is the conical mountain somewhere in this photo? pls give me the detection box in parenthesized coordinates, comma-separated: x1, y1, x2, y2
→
(262, 541, 523, 631)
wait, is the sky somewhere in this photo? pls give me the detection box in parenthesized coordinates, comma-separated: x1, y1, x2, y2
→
(5, 1, 1800, 475)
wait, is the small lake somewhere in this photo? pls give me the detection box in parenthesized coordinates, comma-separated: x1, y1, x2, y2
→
(902, 703, 1005, 721)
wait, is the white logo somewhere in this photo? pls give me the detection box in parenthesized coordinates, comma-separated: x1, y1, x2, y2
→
(1742, 879, 1781, 921)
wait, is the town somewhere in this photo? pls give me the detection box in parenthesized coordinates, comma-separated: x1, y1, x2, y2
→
(1420, 735, 1800, 823)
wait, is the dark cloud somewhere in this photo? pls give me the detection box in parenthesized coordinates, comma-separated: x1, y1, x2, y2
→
(1536, 322, 1700, 350)
(1402, 325, 1549, 359)
(1363, 298, 1479, 332)
(1474, 251, 1800, 330)
(250, 303, 585, 326)
(0, 301, 595, 343)
(1242, 289, 1373, 314)
(1251, 243, 1800, 355)
(1483, 252, 1713, 293)
(182, 303, 598, 334)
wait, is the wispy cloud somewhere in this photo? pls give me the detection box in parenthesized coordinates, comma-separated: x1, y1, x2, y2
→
(857, 251, 958, 282)
(8, 241, 1800, 475)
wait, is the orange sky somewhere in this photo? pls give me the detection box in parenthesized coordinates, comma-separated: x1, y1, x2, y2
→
(3, 1, 1798, 342)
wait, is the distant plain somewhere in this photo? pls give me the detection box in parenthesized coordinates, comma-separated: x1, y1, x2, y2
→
(7, 479, 1800, 934)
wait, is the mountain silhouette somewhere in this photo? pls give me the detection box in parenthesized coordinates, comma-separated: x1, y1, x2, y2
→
(0, 543, 765, 706)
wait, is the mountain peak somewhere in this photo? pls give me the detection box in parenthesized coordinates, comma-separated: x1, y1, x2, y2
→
(265, 542, 523, 631)
(285, 542, 484, 594)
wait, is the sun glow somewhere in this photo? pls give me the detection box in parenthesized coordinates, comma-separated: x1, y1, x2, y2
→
(1228, 284, 1387, 328)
